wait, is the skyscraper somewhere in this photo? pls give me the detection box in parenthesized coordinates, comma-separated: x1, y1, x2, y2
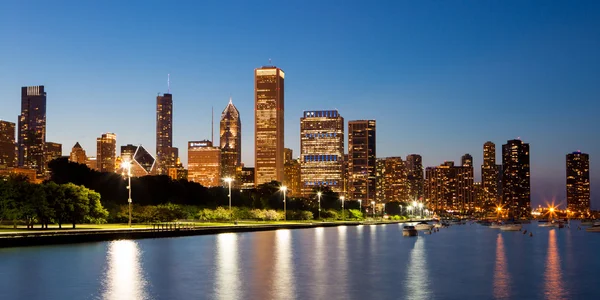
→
(254, 66, 285, 186)
(406, 154, 424, 201)
(156, 93, 174, 174)
(425, 161, 474, 212)
(348, 120, 376, 203)
(120, 144, 157, 177)
(300, 110, 344, 196)
(44, 142, 62, 167)
(69, 142, 87, 164)
(188, 140, 221, 187)
(0, 120, 17, 168)
(220, 97, 241, 180)
(284, 158, 301, 197)
(482, 141, 500, 209)
(502, 139, 531, 218)
(376, 157, 409, 203)
(566, 151, 590, 213)
(18, 86, 46, 174)
(461, 154, 473, 167)
(97, 133, 117, 173)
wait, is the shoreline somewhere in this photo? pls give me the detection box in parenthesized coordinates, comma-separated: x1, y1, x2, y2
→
(0, 220, 412, 248)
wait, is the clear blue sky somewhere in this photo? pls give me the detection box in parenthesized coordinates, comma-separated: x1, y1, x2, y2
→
(1, 0, 599, 208)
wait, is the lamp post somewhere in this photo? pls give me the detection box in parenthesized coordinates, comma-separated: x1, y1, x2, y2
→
(224, 177, 233, 211)
(358, 200, 362, 214)
(280, 186, 287, 221)
(340, 196, 345, 221)
(317, 192, 322, 220)
(121, 161, 132, 227)
(371, 201, 375, 218)
(399, 205, 403, 216)
(418, 203, 424, 218)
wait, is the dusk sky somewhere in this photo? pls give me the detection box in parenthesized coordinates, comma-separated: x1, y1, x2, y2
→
(1, 0, 598, 207)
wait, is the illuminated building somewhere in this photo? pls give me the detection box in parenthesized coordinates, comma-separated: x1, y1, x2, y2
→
(220, 97, 241, 180)
(461, 154, 473, 167)
(239, 166, 255, 190)
(156, 93, 175, 174)
(18, 86, 46, 174)
(284, 158, 301, 197)
(425, 161, 474, 212)
(300, 110, 344, 196)
(119, 144, 157, 177)
(406, 154, 424, 201)
(376, 157, 409, 203)
(254, 66, 285, 186)
(481, 141, 500, 209)
(69, 142, 87, 164)
(566, 151, 590, 213)
(97, 133, 117, 173)
(44, 142, 62, 167)
(188, 140, 221, 187)
(0, 120, 17, 168)
(348, 120, 376, 202)
(502, 139, 531, 218)
(86, 157, 98, 170)
(473, 182, 484, 210)
(284, 148, 293, 164)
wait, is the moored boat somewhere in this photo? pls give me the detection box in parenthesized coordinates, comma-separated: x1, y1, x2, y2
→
(403, 225, 418, 236)
(415, 221, 434, 231)
(490, 221, 503, 229)
(500, 223, 522, 231)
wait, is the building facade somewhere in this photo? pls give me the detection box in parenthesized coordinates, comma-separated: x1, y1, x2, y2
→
(69, 142, 87, 164)
(18, 86, 46, 174)
(284, 158, 302, 197)
(566, 151, 590, 213)
(220, 97, 241, 180)
(300, 110, 344, 196)
(44, 142, 62, 169)
(348, 120, 376, 203)
(156, 93, 174, 174)
(97, 133, 117, 173)
(188, 140, 221, 187)
(120, 144, 157, 177)
(0, 120, 17, 168)
(425, 161, 474, 212)
(254, 66, 285, 186)
(406, 154, 424, 202)
(376, 157, 409, 203)
(239, 166, 255, 190)
(502, 139, 531, 218)
(481, 141, 500, 209)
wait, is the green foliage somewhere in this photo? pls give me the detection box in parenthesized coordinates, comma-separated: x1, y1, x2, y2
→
(321, 209, 339, 220)
(348, 209, 363, 220)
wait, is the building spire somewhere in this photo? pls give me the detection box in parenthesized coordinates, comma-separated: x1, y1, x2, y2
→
(167, 74, 170, 93)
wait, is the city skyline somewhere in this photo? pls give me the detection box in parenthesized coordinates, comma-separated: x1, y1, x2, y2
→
(1, 1, 599, 207)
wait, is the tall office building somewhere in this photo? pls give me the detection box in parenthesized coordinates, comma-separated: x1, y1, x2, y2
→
(120, 144, 157, 177)
(239, 166, 255, 190)
(156, 93, 174, 174)
(502, 139, 531, 218)
(188, 140, 221, 187)
(481, 141, 500, 209)
(284, 158, 302, 197)
(461, 154, 473, 167)
(254, 66, 285, 186)
(348, 120, 376, 202)
(425, 161, 474, 212)
(97, 133, 117, 173)
(376, 157, 408, 203)
(0, 120, 17, 168)
(284, 148, 293, 164)
(18, 86, 46, 174)
(220, 97, 241, 180)
(566, 151, 590, 213)
(300, 110, 344, 196)
(45, 142, 62, 166)
(69, 142, 87, 164)
(406, 154, 424, 201)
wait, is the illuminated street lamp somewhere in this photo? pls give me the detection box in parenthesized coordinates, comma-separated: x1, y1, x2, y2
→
(340, 196, 345, 221)
(399, 204, 403, 216)
(223, 177, 234, 211)
(121, 160, 133, 227)
(371, 201, 375, 218)
(280, 186, 287, 221)
(358, 199, 362, 214)
(317, 192, 322, 220)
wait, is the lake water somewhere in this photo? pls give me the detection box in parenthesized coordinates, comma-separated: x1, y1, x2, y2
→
(1, 221, 599, 300)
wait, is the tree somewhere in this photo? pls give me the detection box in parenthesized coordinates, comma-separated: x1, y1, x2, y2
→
(85, 188, 108, 223)
(63, 183, 90, 228)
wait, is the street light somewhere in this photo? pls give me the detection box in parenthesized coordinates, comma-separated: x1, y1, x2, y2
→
(223, 177, 234, 211)
(418, 203, 424, 218)
(121, 160, 132, 227)
(358, 199, 362, 214)
(280, 186, 287, 221)
(340, 196, 345, 221)
(317, 192, 322, 220)
(371, 201, 375, 218)
(399, 204, 403, 216)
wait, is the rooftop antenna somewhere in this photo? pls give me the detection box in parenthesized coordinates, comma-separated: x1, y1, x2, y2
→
(167, 74, 170, 93)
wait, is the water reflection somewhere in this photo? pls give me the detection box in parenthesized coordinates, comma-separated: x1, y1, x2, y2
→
(215, 233, 240, 300)
(101, 240, 148, 300)
(544, 230, 566, 300)
(406, 238, 430, 300)
(493, 234, 509, 299)
(313, 227, 326, 299)
(336, 226, 349, 297)
(272, 230, 296, 299)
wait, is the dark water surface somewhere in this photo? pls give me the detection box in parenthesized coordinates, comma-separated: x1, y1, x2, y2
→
(1, 221, 599, 300)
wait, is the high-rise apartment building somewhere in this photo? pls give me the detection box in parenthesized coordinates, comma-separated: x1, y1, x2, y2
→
(376, 157, 409, 203)
(44, 142, 62, 167)
(220, 97, 241, 180)
(18, 86, 46, 174)
(348, 120, 376, 202)
(69, 142, 87, 164)
(481, 141, 500, 209)
(406, 154, 424, 202)
(188, 140, 221, 187)
(425, 161, 474, 212)
(376, 158, 386, 202)
(254, 66, 285, 186)
(502, 139, 531, 218)
(461, 154, 473, 167)
(156, 93, 174, 174)
(97, 133, 117, 173)
(0, 120, 17, 168)
(300, 110, 344, 196)
(284, 148, 293, 164)
(566, 151, 590, 213)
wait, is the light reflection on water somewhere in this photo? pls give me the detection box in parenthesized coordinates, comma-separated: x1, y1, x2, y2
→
(493, 233, 510, 300)
(313, 227, 327, 299)
(272, 229, 295, 299)
(406, 237, 430, 300)
(544, 230, 566, 300)
(215, 233, 239, 300)
(101, 240, 148, 300)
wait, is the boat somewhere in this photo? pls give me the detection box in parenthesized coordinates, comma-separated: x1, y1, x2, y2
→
(490, 221, 504, 229)
(415, 221, 434, 231)
(434, 221, 449, 228)
(500, 223, 522, 231)
(403, 225, 418, 236)
(539, 222, 554, 227)
(585, 222, 600, 232)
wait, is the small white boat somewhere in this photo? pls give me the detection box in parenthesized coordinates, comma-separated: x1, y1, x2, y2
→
(403, 225, 418, 236)
(500, 224, 522, 231)
(490, 222, 503, 229)
(539, 222, 554, 227)
(415, 222, 434, 231)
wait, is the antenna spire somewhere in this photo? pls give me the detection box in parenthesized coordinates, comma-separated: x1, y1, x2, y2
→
(167, 74, 171, 93)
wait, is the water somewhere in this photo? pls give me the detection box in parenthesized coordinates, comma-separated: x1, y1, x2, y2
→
(1, 221, 600, 300)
